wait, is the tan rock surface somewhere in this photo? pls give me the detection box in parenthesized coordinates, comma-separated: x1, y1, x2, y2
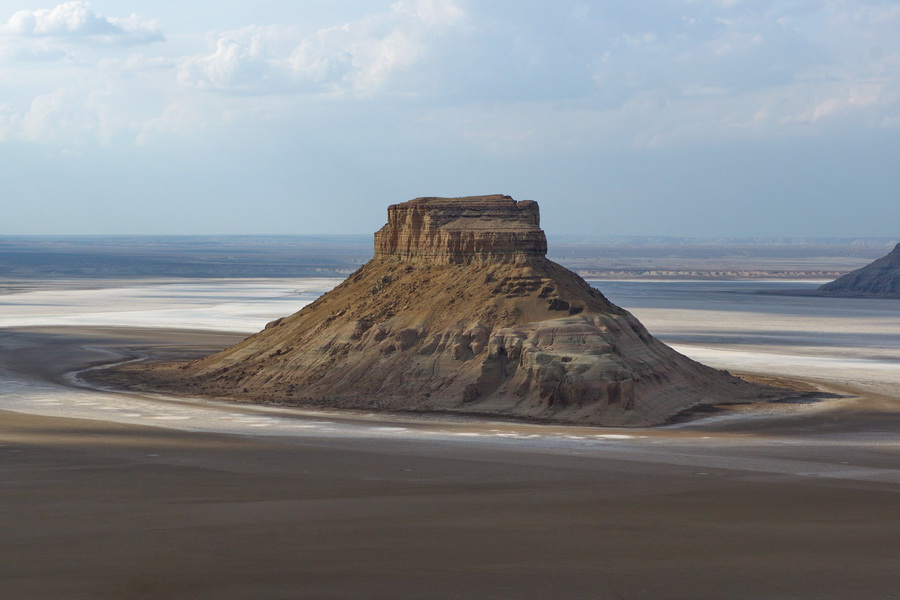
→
(373, 195, 547, 263)
(120, 195, 785, 425)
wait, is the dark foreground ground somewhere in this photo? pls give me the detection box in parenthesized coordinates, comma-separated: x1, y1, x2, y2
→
(1, 327, 898, 600)
(3, 409, 898, 600)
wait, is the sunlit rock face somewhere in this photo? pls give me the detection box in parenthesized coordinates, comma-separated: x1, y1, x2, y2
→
(374, 195, 547, 264)
(818, 243, 900, 298)
(150, 195, 781, 426)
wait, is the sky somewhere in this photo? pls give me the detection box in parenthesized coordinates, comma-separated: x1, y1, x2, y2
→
(0, 0, 898, 237)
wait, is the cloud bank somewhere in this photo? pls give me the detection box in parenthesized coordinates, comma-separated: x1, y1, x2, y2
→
(2, 1, 163, 45)
(0, 0, 897, 147)
(1, 1, 898, 237)
(177, 0, 466, 95)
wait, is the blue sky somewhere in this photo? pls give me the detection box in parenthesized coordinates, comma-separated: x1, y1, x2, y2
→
(1, 0, 898, 236)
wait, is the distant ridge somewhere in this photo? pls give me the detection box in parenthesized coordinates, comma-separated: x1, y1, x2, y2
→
(547, 235, 898, 246)
(3, 234, 891, 280)
(817, 243, 900, 298)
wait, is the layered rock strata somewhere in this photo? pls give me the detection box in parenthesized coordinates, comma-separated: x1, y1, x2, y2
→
(122, 195, 784, 426)
(818, 243, 900, 298)
(374, 195, 547, 263)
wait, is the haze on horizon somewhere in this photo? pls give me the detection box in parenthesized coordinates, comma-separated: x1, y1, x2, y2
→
(1, 0, 898, 238)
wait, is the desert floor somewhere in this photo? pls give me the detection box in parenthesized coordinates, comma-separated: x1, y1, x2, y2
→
(1, 324, 897, 600)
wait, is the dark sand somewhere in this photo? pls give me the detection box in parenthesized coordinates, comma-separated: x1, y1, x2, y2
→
(1, 327, 898, 599)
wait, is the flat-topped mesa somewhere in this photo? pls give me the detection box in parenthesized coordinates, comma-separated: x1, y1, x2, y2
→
(374, 194, 548, 264)
(100, 192, 791, 427)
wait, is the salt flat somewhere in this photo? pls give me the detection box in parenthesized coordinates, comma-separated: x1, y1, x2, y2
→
(596, 279, 900, 397)
(0, 277, 340, 332)
(1, 278, 898, 437)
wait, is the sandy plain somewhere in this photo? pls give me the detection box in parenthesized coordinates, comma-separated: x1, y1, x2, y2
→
(1, 279, 898, 599)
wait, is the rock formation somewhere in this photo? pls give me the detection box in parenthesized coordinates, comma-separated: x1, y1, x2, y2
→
(817, 243, 900, 298)
(124, 195, 784, 426)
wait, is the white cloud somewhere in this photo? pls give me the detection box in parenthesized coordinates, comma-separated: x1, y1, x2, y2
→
(393, 0, 466, 27)
(1, 54, 175, 145)
(177, 25, 315, 93)
(288, 32, 355, 91)
(0, 0, 898, 151)
(177, 0, 467, 96)
(2, 1, 163, 45)
(581, 0, 900, 146)
(19, 87, 95, 143)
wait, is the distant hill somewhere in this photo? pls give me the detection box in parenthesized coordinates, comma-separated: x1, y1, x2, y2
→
(818, 243, 900, 298)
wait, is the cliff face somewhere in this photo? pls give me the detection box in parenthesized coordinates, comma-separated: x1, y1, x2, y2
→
(126, 195, 783, 426)
(373, 195, 547, 264)
(818, 244, 900, 298)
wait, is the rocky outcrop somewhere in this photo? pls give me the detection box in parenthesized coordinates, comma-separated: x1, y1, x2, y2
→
(818, 243, 900, 298)
(374, 195, 547, 263)
(120, 195, 785, 426)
